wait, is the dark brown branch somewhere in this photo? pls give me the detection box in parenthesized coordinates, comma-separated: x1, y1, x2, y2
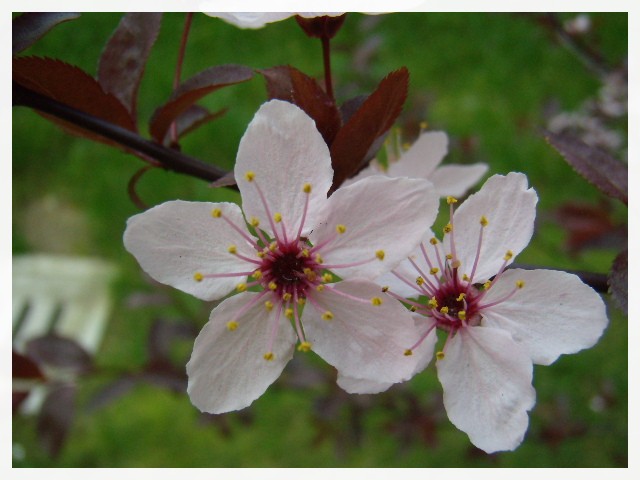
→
(13, 81, 230, 183)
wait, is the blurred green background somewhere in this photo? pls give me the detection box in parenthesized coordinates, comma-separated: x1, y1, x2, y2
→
(12, 12, 627, 467)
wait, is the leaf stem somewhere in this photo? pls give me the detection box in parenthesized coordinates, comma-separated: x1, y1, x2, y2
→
(170, 12, 194, 146)
(321, 34, 334, 100)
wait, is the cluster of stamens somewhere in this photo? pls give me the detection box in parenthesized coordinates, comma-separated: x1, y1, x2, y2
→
(192, 172, 387, 361)
(385, 196, 525, 360)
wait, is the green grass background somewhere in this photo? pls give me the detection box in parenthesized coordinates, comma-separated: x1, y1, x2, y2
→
(12, 12, 627, 467)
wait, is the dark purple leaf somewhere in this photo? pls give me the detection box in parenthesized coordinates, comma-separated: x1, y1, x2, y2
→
(13, 392, 31, 414)
(13, 350, 45, 380)
(149, 64, 254, 142)
(340, 95, 367, 124)
(545, 131, 628, 205)
(148, 318, 197, 364)
(98, 13, 162, 119)
(259, 65, 295, 101)
(37, 383, 76, 457)
(86, 376, 140, 411)
(26, 334, 92, 374)
(142, 369, 187, 393)
(609, 249, 627, 313)
(13, 13, 81, 54)
(163, 105, 228, 146)
(330, 67, 409, 189)
(13, 56, 137, 146)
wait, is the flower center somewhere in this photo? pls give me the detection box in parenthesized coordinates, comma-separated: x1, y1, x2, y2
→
(259, 241, 322, 298)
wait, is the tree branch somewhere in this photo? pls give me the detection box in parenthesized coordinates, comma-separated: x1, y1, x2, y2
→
(12, 81, 230, 183)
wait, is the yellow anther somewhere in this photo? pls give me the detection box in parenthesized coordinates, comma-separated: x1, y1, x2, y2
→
(297, 341, 312, 352)
(376, 250, 385, 260)
(336, 224, 347, 234)
(428, 297, 438, 308)
(301, 249, 310, 258)
(316, 284, 325, 292)
(436, 351, 445, 360)
(447, 196, 458, 205)
(305, 270, 317, 281)
(282, 292, 292, 302)
(264, 300, 274, 311)
(193, 272, 204, 282)
(452, 260, 461, 269)
(416, 276, 425, 286)
(504, 250, 514, 261)
(322, 273, 333, 283)
(430, 237, 439, 245)
(321, 310, 334, 321)
(269, 242, 277, 252)
(462, 274, 470, 281)
(244, 171, 255, 182)
(284, 308, 294, 319)
(409, 305, 418, 312)
(257, 251, 266, 259)
(483, 280, 492, 290)
(516, 280, 525, 289)
(273, 212, 282, 223)
(315, 254, 324, 264)
(458, 311, 467, 321)
(250, 216, 260, 227)
(456, 293, 466, 301)
(419, 121, 429, 130)
(263, 352, 274, 361)
(268, 281, 278, 291)
(228, 245, 237, 254)
(381, 286, 389, 292)
(236, 283, 247, 292)
(252, 270, 263, 280)
(303, 183, 312, 194)
(480, 215, 489, 227)
(226, 321, 238, 331)
(371, 297, 383, 306)
(443, 223, 453, 234)
(440, 306, 450, 314)
(211, 208, 222, 218)
(404, 349, 413, 356)
(445, 253, 453, 260)
(430, 267, 439, 275)
(297, 297, 306, 306)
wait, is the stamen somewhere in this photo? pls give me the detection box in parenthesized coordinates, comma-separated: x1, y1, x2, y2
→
(226, 321, 238, 331)
(321, 311, 334, 321)
(193, 272, 203, 282)
(406, 322, 437, 353)
(295, 184, 312, 240)
(371, 297, 383, 306)
(297, 341, 312, 352)
(467, 217, 487, 285)
(336, 224, 347, 234)
(376, 250, 385, 260)
(391, 269, 431, 297)
(264, 300, 284, 362)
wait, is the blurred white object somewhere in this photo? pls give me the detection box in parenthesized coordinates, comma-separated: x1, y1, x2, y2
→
(12, 254, 118, 413)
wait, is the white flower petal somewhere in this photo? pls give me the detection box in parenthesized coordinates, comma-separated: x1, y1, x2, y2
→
(339, 163, 382, 188)
(437, 326, 536, 453)
(304, 281, 420, 384)
(481, 268, 608, 365)
(448, 172, 538, 282)
(203, 12, 345, 29)
(428, 163, 489, 198)
(123, 201, 256, 301)
(187, 292, 296, 414)
(310, 176, 438, 280)
(235, 100, 333, 239)
(387, 131, 448, 179)
(337, 314, 437, 394)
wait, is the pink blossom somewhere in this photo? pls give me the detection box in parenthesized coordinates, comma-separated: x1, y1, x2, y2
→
(124, 100, 439, 413)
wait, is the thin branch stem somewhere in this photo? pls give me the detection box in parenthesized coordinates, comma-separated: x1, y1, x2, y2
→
(13, 82, 230, 183)
(170, 12, 194, 146)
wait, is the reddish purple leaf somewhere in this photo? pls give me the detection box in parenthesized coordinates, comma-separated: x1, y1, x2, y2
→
(330, 67, 409, 189)
(37, 383, 76, 457)
(545, 131, 628, 205)
(609, 249, 627, 313)
(98, 12, 162, 119)
(163, 105, 228, 146)
(259, 65, 295, 101)
(13, 56, 137, 146)
(295, 14, 347, 39)
(13, 350, 45, 380)
(26, 334, 92, 374)
(13, 13, 81, 54)
(149, 64, 254, 142)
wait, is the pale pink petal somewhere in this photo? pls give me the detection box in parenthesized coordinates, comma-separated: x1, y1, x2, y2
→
(428, 163, 488, 198)
(303, 281, 420, 384)
(235, 100, 333, 239)
(448, 172, 538, 282)
(337, 315, 437, 394)
(481, 268, 608, 366)
(187, 292, 296, 414)
(124, 201, 256, 301)
(204, 12, 293, 28)
(387, 131, 448, 179)
(437, 326, 536, 453)
(310, 176, 438, 280)
(339, 163, 382, 188)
